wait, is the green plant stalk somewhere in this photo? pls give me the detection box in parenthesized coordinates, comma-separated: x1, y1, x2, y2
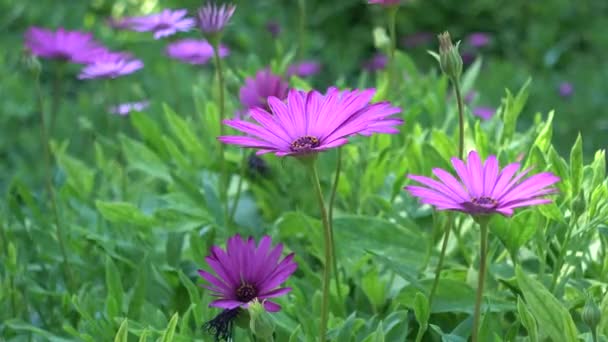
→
(50, 62, 65, 133)
(212, 40, 230, 230)
(453, 78, 465, 159)
(414, 323, 427, 342)
(229, 150, 247, 222)
(309, 161, 333, 342)
(387, 6, 398, 61)
(297, 0, 307, 60)
(550, 215, 578, 291)
(591, 327, 598, 342)
(35, 70, 74, 293)
(328, 148, 343, 304)
(472, 219, 489, 342)
(427, 213, 452, 307)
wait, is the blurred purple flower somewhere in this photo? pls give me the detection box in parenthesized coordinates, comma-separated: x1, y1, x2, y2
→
(466, 32, 491, 48)
(24, 27, 107, 64)
(472, 107, 496, 120)
(115, 9, 195, 39)
(166, 39, 229, 65)
(78, 53, 143, 80)
(402, 32, 433, 48)
(464, 91, 478, 104)
(558, 82, 573, 98)
(368, 0, 400, 5)
(239, 69, 289, 115)
(461, 52, 476, 66)
(197, 2, 236, 34)
(363, 53, 388, 72)
(266, 21, 280, 38)
(286, 60, 321, 77)
(109, 101, 150, 116)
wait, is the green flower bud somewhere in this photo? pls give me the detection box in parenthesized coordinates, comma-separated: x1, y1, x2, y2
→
(581, 295, 601, 330)
(248, 300, 275, 339)
(437, 31, 463, 81)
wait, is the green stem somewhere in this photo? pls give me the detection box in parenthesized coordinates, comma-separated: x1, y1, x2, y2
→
(453, 78, 465, 159)
(591, 327, 598, 342)
(427, 214, 452, 308)
(387, 6, 398, 61)
(472, 219, 489, 342)
(229, 150, 247, 222)
(309, 161, 332, 342)
(550, 216, 576, 291)
(328, 148, 343, 304)
(35, 69, 74, 293)
(212, 41, 229, 230)
(50, 62, 65, 133)
(297, 0, 307, 60)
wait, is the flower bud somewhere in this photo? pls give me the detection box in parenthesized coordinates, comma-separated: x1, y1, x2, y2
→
(581, 295, 601, 330)
(248, 300, 275, 339)
(437, 31, 463, 81)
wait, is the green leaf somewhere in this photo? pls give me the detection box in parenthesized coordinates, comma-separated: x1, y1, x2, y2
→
(591, 149, 606, 187)
(361, 266, 387, 310)
(515, 266, 578, 342)
(600, 290, 608, 336)
(178, 270, 202, 326)
(570, 133, 583, 196)
(335, 312, 366, 342)
(113, 319, 128, 342)
(105, 256, 124, 318)
(490, 211, 539, 255)
(128, 259, 147, 319)
(96, 200, 156, 227)
(460, 57, 483, 95)
(288, 325, 302, 342)
(532, 111, 554, 152)
(120, 135, 171, 182)
(163, 104, 208, 166)
(138, 330, 149, 342)
(502, 78, 531, 142)
(517, 297, 538, 342)
(414, 292, 430, 328)
(160, 312, 179, 342)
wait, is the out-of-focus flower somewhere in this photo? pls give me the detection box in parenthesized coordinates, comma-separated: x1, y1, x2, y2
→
(239, 69, 289, 115)
(286, 60, 321, 78)
(402, 32, 433, 48)
(464, 91, 478, 104)
(197, 2, 236, 34)
(405, 150, 559, 216)
(166, 39, 229, 65)
(109, 101, 150, 115)
(112, 9, 195, 39)
(24, 27, 107, 64)
(78, 53, 143, 79)
(558, 82, 574, 98)
(266, 21, 280, 38)
(461, 52, 476, 66)
(368, 0, 400, 5)
(466, 32, 491, 48)
(472, 107, 496, 120)
(363, 53, 388, 72)
(219, 88, 402, 157)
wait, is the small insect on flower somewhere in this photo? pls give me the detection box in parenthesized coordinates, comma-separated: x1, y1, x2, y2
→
(24, 27, 108, 64)
(405, 150, 559, 216)
(199, 235, 297, 341)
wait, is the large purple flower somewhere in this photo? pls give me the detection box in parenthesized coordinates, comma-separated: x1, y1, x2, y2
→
(239, 69, 289, 114)
(24, 27, 107, 64)
(286, 60, 321, 78)
(198, 235, 297, 312)
(78, 53, 143, 80)
(166, 39, 229, 65)
(219, 88, 402, 156)
(116, 9, 195, 39)
(197, 2, 236, 34)
(405, 151, 559, 216)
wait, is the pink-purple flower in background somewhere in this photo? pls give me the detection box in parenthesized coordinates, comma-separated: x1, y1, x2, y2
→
(219, 88, 402, 156)
(558, 82, 574, 98)
(472, 107, 496, 120)
(197, 2, 236, 34)
(286, 60, 321, 78)
(239, 69, 289, 115)
(24, 27, 107, 64)
(78, 53, 143, 80)
(402, 32, 433, 48)
(363, 53, 388, 72)
(109, 101, 150, 116)
(368, 0, 400, 5)
(166, 39, 229, 65)
(113, 9, 195, 39)
(266, 21, 281, 38)
(466, 32, 491, 48)
(405, 150, 559, 216)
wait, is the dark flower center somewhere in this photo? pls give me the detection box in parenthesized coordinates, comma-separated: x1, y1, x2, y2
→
(471, 196, 498, 208)
(203, 308, 240, 342)
(463, 196, 499, 214)
(236, 283, 257, 302)
(290, 136, 320, 153)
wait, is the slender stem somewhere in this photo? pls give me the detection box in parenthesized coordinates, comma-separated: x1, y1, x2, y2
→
(212, 41, 229, 229)
(591, 327, 598, 342)
(229, 150, 247, 222)
(297, 0, 307, 60)
(453, 79, 465, 159)
(427, 214, 452, 307)
(309, 161, 332, 342)
(328, 148, 343, 303)
(472, 220, 489, 342)
(35, 69, 74, 293)
(50, 62, 64, 133)
(550, 216, 576, 291)
(387, 6, 398, 61)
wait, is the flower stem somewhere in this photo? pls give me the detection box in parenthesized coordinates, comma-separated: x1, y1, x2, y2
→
(427, 214, 452, 307)
(328, 148, 343, 304)
(212, 41, 229, 230)
(297, 0, 307, 60)
(387, 6, 398, 61)
(309, 161, 332, 342)
(229, 150, 247, 222)
(472, 219, 489, 342)
(34, 67, 74, 293)
(50, 62, 64, 133)
(453, 78, 465, 159)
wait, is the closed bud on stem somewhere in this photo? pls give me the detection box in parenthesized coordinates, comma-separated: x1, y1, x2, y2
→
(581, 295, 601, 331)
(248, 299, 276, 340)
(437, 31, 463, 81)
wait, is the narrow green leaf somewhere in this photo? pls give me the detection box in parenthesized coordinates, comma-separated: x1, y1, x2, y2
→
(113, 319, 128, 342)
(460, 57, 483, 95)
(414, 292, 430, 327)
(570, 133, 583, 195)
(517, 297, 538, 342)
(96, 200, 156, 227)
(160, 312, 179, 342)
(288, 325, 302, 342)
(138, 329, 149, 342)
(502, 78, 531, 142)
(178, 270, 202, 326)
(532, 111, 554, 152)
(105, 256, 124, 317)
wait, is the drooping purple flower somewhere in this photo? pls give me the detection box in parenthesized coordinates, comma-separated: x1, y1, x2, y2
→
(78, 53, 143, 80)
(239, 69, 289, 116)
(197, 2, 236, 34)
(368, 0, 400, 5)
(166, 39, 229, 65)
(24, 27, 107, 64)
(114, 9, 195, 39)
(266, 21, 281, 38)
(472, 107, 496, 120)
(219, 88, 403, 156)
(558, 82, 574, 98)
(402, 32, 433, 48)
(405, 150, 559, 216)
(466, 32, 491, 48)
(286, 60, 321, 78)
(363, 53, 388, 72)
(109, 100, 150, 116)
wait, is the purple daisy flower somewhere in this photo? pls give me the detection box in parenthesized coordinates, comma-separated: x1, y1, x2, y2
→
(368, 0, 400, 5)
(466, 32, 491, 48)
(286, 60, 321, 78)
(109, 100, 150, 116)
(402, 32, 433, 48)
(239, 69, 289, 115)
(78, 53, 143, 80)
(363, 53, 388, 72)
(219, 88, 403, 156)
(166, 39, 229, 65)
(24, 27, 107, 64)
(405, 150, 559, 216)
(472, 106, 496, 120)
(116, 9, 195, 39)
(197, 2, 236, 34)
(558, 82, 574, 98)
(266, 21, 281, 38)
